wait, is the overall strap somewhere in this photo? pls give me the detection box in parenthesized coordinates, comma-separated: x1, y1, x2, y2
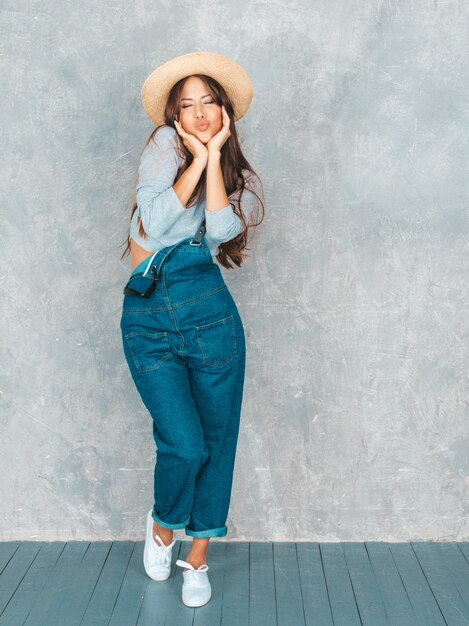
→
(190, 217, 206, 245)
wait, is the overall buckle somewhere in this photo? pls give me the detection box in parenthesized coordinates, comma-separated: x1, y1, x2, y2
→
(123, 265, 158, 298)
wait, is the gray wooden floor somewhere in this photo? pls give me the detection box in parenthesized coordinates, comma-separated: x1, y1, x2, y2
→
(0, 540, 468, 625)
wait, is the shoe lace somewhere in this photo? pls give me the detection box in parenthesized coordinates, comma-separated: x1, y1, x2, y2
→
(175, 559, 209, 587)
(153, 534, 176, 567)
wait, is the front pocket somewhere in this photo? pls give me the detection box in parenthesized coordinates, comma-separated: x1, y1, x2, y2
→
(124, 330, 172, 372)
(196, 314, 237, 369)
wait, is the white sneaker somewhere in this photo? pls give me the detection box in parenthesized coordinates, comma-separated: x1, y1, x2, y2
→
(175, 559, 212, 607)
(143, 509, 176, 581)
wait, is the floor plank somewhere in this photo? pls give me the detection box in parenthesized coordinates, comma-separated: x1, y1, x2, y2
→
(80, 541, 134, 626)
(437, 542, 469, 607)
(342, 542, 389, 624)
(297, 542, 333, 626)
(0, 542, 64, 626)
(0, 540, 468, 625)
(108, 542, 147, 626)
(221, 541, 249, 625)
(23, 542, 89, 626)
(365, 542, 414, 624)
(0, 542, 43, 617)
(412, 541, 469, 625)
(50, 542, 112, 626)
(250, 542, 277, 626)
(389, 542, 446, 625)
(0, 543, 21, 577)
(320, 542, 361, 625)
(273, 542, 306, 626)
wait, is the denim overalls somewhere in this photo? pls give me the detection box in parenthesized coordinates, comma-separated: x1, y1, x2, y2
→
(120, 220, 246, 539)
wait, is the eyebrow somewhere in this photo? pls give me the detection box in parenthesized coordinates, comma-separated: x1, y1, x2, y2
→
(181, 93, 213, 101)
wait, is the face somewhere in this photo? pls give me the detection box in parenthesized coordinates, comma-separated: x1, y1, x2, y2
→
(178, 76, 222, 143)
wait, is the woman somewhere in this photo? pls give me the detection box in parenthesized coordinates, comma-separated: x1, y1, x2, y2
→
(119, 51, 265, 608)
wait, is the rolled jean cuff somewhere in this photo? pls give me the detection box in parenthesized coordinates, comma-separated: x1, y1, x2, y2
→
(185, 525, 227, 538)
(152, 510, 190, 530)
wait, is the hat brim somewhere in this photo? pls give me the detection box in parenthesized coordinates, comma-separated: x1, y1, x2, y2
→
(141, 51, 253, 126)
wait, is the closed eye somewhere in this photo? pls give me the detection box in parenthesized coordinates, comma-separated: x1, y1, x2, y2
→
(182, 100, 215, 108)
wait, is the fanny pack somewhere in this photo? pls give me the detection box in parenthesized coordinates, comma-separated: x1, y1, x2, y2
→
(123, 218, 206, 298)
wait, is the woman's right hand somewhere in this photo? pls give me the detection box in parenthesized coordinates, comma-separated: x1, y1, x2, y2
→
(174, 118, 208, 165)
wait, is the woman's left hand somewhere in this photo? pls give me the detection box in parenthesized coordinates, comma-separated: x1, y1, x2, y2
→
(206, 105, 231, 154)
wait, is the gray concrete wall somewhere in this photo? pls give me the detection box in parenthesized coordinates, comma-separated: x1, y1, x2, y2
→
(1, 0, 468, 540)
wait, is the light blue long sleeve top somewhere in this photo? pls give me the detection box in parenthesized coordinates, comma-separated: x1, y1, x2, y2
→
(130, 125, 262, 257)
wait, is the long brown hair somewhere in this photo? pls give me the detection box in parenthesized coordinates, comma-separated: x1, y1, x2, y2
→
(119, 74, 265, 269)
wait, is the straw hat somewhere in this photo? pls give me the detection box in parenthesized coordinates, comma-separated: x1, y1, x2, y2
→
(140, 51, 253, 127)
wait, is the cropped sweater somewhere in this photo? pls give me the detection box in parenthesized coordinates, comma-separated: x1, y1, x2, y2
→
(130, 125, 262, 257)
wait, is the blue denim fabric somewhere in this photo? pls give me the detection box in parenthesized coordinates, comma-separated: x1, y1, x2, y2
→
(120, 236, 246, 538)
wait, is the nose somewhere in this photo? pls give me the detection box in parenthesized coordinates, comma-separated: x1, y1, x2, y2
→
(194, 104, 205, 119)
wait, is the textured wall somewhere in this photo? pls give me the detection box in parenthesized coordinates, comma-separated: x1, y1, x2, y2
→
(1, 0, 468, 541)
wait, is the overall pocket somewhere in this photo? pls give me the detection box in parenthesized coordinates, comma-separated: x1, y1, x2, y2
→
(124, 330, 173, 373)
(196, 314, 238, 369)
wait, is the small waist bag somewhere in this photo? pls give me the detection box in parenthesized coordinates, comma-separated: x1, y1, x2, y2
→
(123, 218, 206, 298)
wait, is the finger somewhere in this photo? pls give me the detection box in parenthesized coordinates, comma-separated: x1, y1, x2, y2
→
(174, 119, 186, 135)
